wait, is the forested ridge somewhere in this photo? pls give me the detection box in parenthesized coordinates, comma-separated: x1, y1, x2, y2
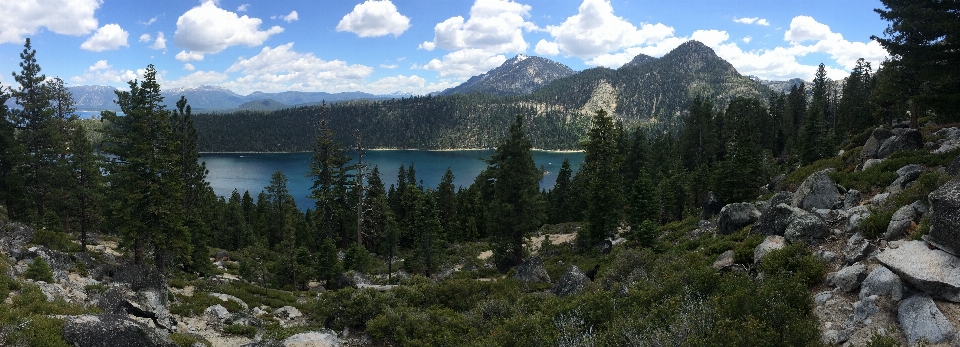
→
(194, 40, 767, 152)
(2, 1, 960, 346)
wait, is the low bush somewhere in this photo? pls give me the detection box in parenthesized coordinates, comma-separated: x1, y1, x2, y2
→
(223, 323, 257, 338)
(758, 242, 826, 287)
(858, 209, 895, 239)
(169, 333, 212, 347)
(24, 257, 54, 282)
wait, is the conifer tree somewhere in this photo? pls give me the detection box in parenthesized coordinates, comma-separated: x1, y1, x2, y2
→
(548, 158, 574, 224)
(101, 65, 187, 273)
(486, 115, 543, 270)
(435, 167, 456, 239)
(265, 170, 295, 248)
(0, 83, 25, 221)
(309, 102, 351, 248)
(409, 192, 442, 276)
(67, 123, 102, 251)
(579, 109, 623, 248)
(361, 166, 390, 249)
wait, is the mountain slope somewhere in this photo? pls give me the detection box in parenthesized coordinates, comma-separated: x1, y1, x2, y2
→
(440, 54, 575, 96)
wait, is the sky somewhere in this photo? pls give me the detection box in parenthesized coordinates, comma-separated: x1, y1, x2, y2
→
(0, 0, 892, 96)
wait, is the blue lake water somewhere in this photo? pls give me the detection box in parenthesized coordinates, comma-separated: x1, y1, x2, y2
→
(202, 150, 585, 210)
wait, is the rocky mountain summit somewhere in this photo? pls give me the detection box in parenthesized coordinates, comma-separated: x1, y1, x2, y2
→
(440, 54, 576, 96)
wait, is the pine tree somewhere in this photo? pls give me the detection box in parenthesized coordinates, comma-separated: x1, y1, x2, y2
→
(435, 167, 456, 239)
(265, 170, 295, 248)
(67, 122, 102, 251)
(317, 237, 342, 288)
(409, 192, 442, 276)
(361, 166, 390, 250)
(579, 109, 623, 248)
(0, 82, 26, 221)
(101, 64, 188, 273)
(309, 102, 351, 248)
(486, 115, 543, 270)
(548, 158, 574, 224)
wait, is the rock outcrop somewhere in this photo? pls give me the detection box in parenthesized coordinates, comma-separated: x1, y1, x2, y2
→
(552, 265, 588, 297)
(828, 264, 867, 293)
(884, 201, 927, 240)
(859, 266, 903, 301)
(513, 257, 550, 283)
(863, 127, 923, 160)
(717, 203, 761, 234)
(282, 331, 340, 347)
(61, 314, 177, 347)
(898, 293, 957, 345)
(877, 240, 960, 302)
(927, 177, 960, 255)
(754, 235, 786, 267)
(792, 170, 840, 210)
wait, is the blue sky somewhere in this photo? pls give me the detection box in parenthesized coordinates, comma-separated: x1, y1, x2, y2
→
(0, 0, 891, 96)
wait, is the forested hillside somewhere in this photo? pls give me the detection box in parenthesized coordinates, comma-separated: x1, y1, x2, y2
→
(194, 40, 768, 152)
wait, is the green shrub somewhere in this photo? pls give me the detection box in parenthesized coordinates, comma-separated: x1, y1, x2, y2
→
(913, 215, 932, 241)
(31, 228, 81, 253)
(859, 209, 894, 239)
(223, 324, 257, 338)
(758, 243, 826, 287)
(783, 156, 843, 188)
(24, 257, 54, 283)
(169, 293, 240, 317)
(733, 235, 764, 265)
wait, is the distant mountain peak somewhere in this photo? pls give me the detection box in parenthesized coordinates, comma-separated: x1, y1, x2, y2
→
(621, 53, 657, 69)
(441, 55, 575, 96)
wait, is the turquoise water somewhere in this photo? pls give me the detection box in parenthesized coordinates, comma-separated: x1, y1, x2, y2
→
(201, 150, 585, 210)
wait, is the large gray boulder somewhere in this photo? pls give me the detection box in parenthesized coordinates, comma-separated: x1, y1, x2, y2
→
(884, 201, 926, 240)
(899, 293, 957, 345)
(0, 222, 34, 260)
(792, 170, 840, 211)
(859, 266, 903, 300)
(552, 265, 588, 298)
(876, 128, 923, 159)
(783, 211, 829, 245)
(112, 264, 165, 291)
(717, 203, 761, 235)
(844, 189, 862, 210)
(282, 331, 340, 347)
(754, 235, 786, 267)
(513, 257, 550, 283)
(753, 204, 796, 236)
(765, 191, 793, 212)
(828, 264, 867, 293)
(946, 154, 960, 176)
(877, 240, 960, 302)
(61, 314, 177, 347)
(888, 164, 923, 194)
(862, 128, 893, 160)
(926, 178, 960, 255)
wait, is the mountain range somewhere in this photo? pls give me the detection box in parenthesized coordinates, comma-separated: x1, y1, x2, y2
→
(193, 40, 774, 151)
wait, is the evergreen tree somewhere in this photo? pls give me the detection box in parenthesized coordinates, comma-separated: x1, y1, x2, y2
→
(627, 171, 657, 230)
(679, 96, 719, 172)
(579, 109, 623, 248)
(9, 38, 63, 222)
(361, 166, 390, 250)
(785, 82, 807, 141)
(0, 82, 25, 221)
(712, 97, 768, 204)
(435, 167, 456, 239)
(309, 103, 351, 248)
(316, 237, 342, 288)
(409, 192, 442, 276)
(485, 115, 543, 270)
(67, 122, 102, 251)
(548, 158, 574, 224)
(264, 170, 296, 249)
(101, 65, 188, 273)
(838, 59, 877, 135)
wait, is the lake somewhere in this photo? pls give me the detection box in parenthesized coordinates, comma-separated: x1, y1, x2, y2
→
(202, 150, 585, 210)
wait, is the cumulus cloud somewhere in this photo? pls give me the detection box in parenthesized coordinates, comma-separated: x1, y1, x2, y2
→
(174, 0, 283, 54)
(743, 36, 752, 44)
(184, 63, 195, 71)
(175, 50, 204, 62)
(542, 0, 674, 59)
(237, 4, 250, 12)
(221, 42, 374, 94)
(337, 0, 410, 38)
(139, 33, 151, 42)
(80, 24, 129, 52)
(283, 11, 298, 22)
(150, 31, 166, 50)
(784, 15, 833, 43)
(0, 0, 100, 44)
(420, 48, 506, 78)
(534, 39, 559, 56)
(163, 70, 229, 90)
(733, 17, 769, 26)
(141, 17, 158, 26)
(420, 0, 535, 54)
(71, 60, 140, 85)
(380, 64, 398, 69)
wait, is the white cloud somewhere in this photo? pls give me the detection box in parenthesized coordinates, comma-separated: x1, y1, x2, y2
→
(784, 15, 833, 43)
(139, 33, 151, 42)
(71, 60, 139, 85)
(164, 71, 229, 90)
(544, 0, 674, 59)
(237, 4, 250, 12)
(420, 48, 506, 78)
(175, 50, 204, 62)
(733, 17, 769, 26)
(742, 36, 752, 44)
(221, 42, 374, 94)
(141, 17, 158, 26)
(283, 11, 299, 23)
(183, 63, 195, 71)
(174, 0, 283, 54)
(337, 0, 410, 38)
(0, 0, 100, 44)
(534, 39, 559, 55)
(380, 64, 398, 69)
(80, 24, 129, 52)
(365, 75, 426, 94)
(151, 31, 166, 50)
(420, 0, 535, 54)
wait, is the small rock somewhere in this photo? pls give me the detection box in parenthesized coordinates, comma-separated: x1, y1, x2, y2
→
(845, 206, 872, 233)
(783, 211, 829, 245)
(712, 250, 735, 271)
(205, 304, 229, 320)
(273, 306, 303, 320)
(552, 265, 588, 298)
(792, 169, 840, 211)
(815, 291, 833, 305)
(754, 235, 786, 267)
(899, 293, 957, 345)
(859, 266, 903, 300)
(884, 201, 925, 240)
(845, 242, 876, 265)
(870, 193, 890, 206)
(862, 159, 884, 171)
(829, 264, 867, 293)
(844, 189, 862, 210)
(282, 331, 340, 347)
(815, 250, 838, 263)
(717, 203, 761, 235)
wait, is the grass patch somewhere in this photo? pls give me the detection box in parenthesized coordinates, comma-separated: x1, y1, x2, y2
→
(223, 323, 257, 338)
(170, 333, 212, 347)
(0, 283, 101, 347)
